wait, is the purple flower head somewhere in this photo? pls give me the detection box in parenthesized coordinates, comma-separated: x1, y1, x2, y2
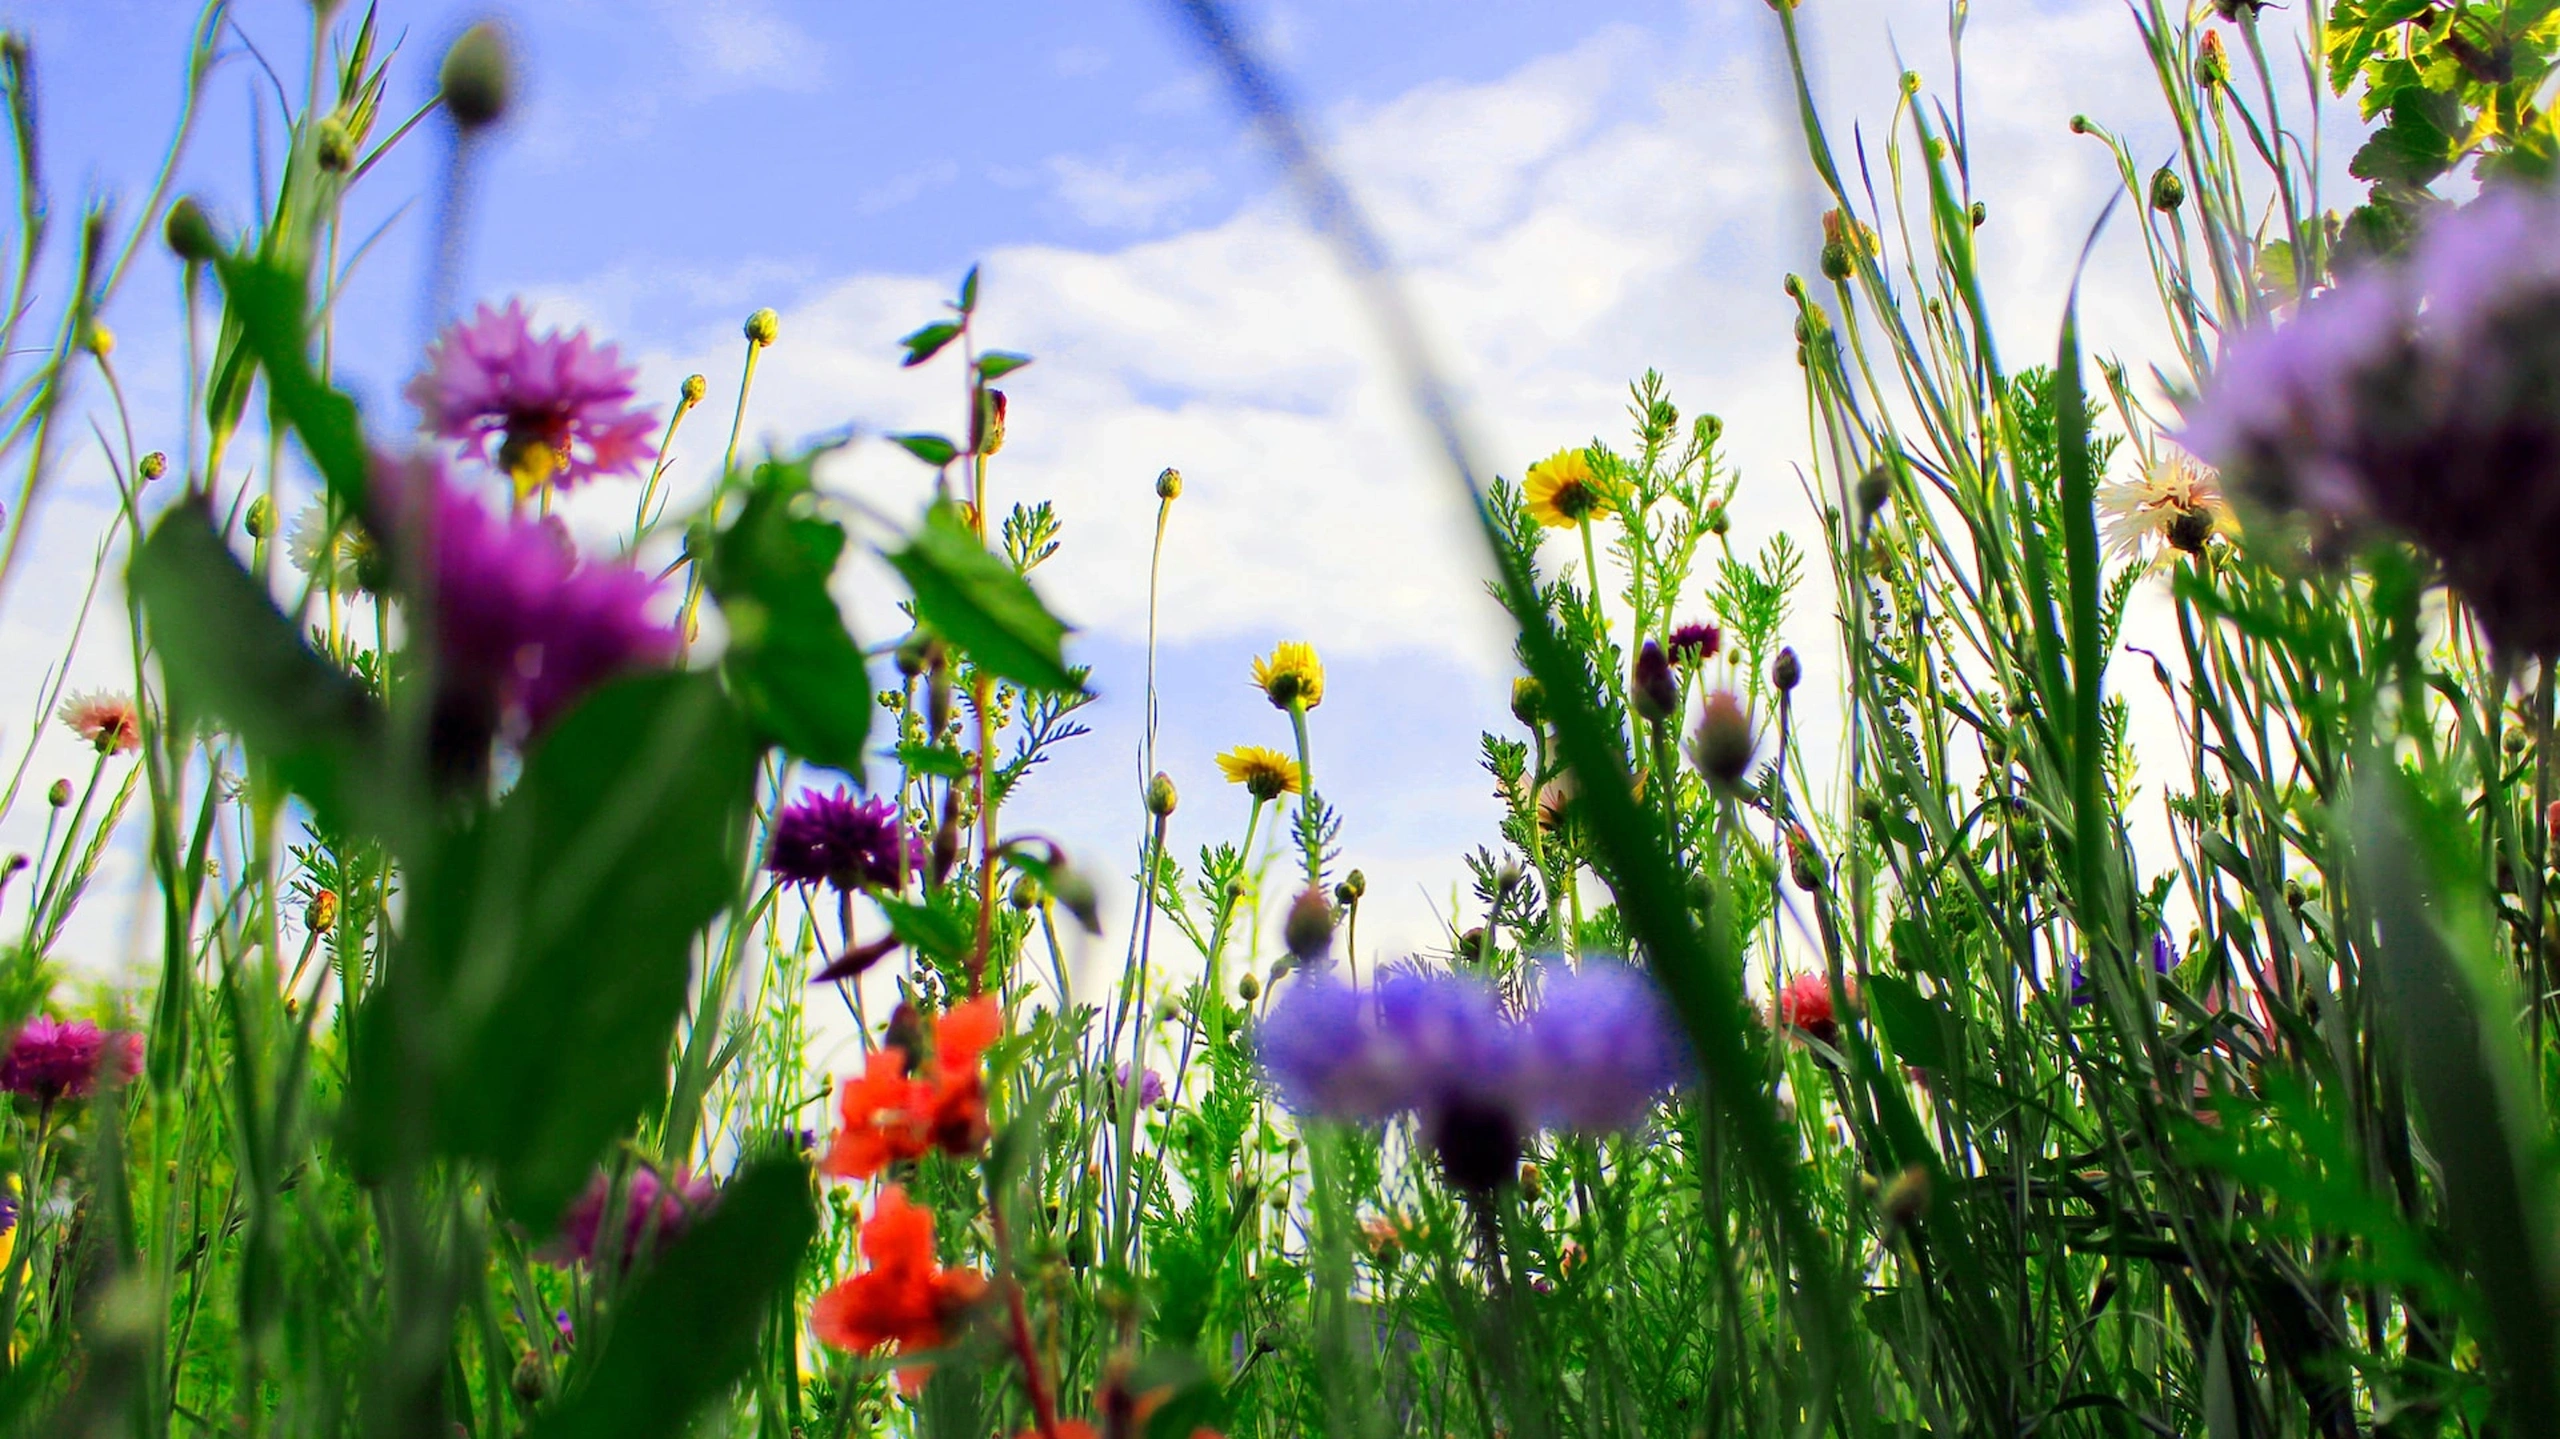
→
(764, 786, 919, 892)
(2184, 185, 2560, 655)
(1116, 1063, 1166, 1108)
(547, 1164, 715, 1270)
(377, 459, 677, 770)
(1525, 960, 1689, 1131)
(1255, 973, 1412, 1121)
(2066, 936, 2176, 1006)
(408, 300, 657, 492)
(1667, 621, 1722, 663)
(1, 1017, 142, 1104)
(1631, 640, 1677, 723)
(0, 1185, 17, 1236)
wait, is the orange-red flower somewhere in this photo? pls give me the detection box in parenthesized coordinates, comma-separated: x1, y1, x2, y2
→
(819, 997, 1005, 1180)
(811, 1186, 987, 1384)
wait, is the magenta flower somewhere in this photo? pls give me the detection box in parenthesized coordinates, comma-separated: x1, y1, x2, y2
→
(379, 457, 677, 768)
(1, 1017, 144, 1104)
(1667, 622, 1721, 663)
(546, 1164, 715, 1270)
(765, 787, 919, 893)
(408, 300, 657, 493)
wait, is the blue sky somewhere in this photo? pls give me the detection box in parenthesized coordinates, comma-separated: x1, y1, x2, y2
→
(5, 0, 2214, 1001)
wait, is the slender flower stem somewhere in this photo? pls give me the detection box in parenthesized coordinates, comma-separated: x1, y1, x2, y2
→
(677, 331, 769, 656)
(1288, 702, 1321, 893)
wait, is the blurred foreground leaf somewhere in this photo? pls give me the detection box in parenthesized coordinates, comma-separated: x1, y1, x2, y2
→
(888, 500, 1076, 692)
(527, 1158, 816, 1439)
(706, 449, 871, 776)
(212, 256, 370, 510)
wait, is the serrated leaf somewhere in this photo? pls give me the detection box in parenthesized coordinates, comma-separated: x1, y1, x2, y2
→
(706, 449, 871, 776)
(899, 321, 961, 367)
(2350, 89, 2462, 187)
(526, 1159, 817, 1439)
(131, 498, 389, 838)
(975, 350, 1033, 380)
(890, 432, 959, 467)
(886, 501, 1076, 692)
(212, 257, 370, 510)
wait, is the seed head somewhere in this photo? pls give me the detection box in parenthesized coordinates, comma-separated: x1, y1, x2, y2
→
(1155, 466, 1183, 500)
(1772, 646, 1802, 693)
(1145, 771, 1178, 818)
(2149, 166, 2186, 213)
(164, 197, 220, 263)
(1284, 886, 1334, 961)
(744, 307, 780, 347)
(438, 23, 513, 130)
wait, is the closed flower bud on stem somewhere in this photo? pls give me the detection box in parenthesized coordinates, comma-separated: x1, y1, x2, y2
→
(744, 308, 780, 347)
(316, 115, 354, 172)
(245, 497, 276, 540)
(1773, 646, 1802, 693)
(1856, 464, 1891, 518)
(1155, 466, 1183, 500)
(438, 23, 513, 130)
(163, 196, 220, 263)
(2149, 166, 2186, 212)
(306, 889, 339, 934)
(1146, 771, 1178, 817)
(81, 321, 112, 359)
(1237, 972, 1261, 1002)
(1691, 690, 1756, 790)
(138, 451, 165, 483)
(46, 778, 69, 808)
(679, 373, 707, 407)
(1342, 869, 1365, 901)
(1510, 676, 1545, 729)
(1284, 886, 1334, 961)
(1631, 640, 1677, 724)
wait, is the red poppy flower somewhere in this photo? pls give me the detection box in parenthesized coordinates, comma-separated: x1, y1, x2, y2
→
(820, 997, 1007, 1180)
(810, 1186, 987, 1384)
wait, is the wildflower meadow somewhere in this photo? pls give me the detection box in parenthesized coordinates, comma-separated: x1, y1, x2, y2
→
(0, 0, 2557, 1436)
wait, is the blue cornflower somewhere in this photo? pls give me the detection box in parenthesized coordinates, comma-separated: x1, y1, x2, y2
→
(2066, 934, 2176, 1005)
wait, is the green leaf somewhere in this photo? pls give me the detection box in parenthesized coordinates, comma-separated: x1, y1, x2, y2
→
(876, 895, 973, 965)
(896, 740, 967, 780)
(211, 257, 370, 509)
(886, 500, 1077, 692)
(890, 432, 959, 467)
(898, 321, 961, 367)
(2350, 89, 2462, 187)
(1862, 972, 1952, 1072)
(361, 671, 758, 1224)
(131, 498, 389, 838)
(525, 1159, 817, 1439)
(705, 450, 872, 776)
(975, 350, 1033, 381)
(957, 263, 980, 314)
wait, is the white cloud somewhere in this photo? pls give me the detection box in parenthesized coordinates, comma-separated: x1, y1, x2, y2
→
(654, 0, 827, 95)
(1045, 153, 1221, 232)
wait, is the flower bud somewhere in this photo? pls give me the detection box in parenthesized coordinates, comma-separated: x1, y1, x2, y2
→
(1284, 886, 1334, 961)
(1146, 771, 1178, 818)
(1517, 1163, 1543, 1202)
(306, 888, 339, 934)
(1009, 873, 1042, 909)
(1787, 827, 1827, 893)
(46, 778, 70, 808)
(1969, 200, 1987, 229)
(510, 1350, 551, 1405)
(1631, 639, 1676, 724)
(438, 23, 513, 130)
(82, 321, 113, 359)
(315, 114, 354, 172)
(2196, 30, 2227, 88)
(1856, 464, 1890, 518)
(1690, 690, 1755, 789)
(680, 373, 707, 407)
(1237, 971, 1261, 1002)
(1772, 646, 1802, 693)
(1510, 676, 1545, 729)
(163, 197, 221, 263)
(976, 388, 1007, 456)
(137, 451, 167, 484)
(1704, 499, 1730, 536)
(1819, 240, 1854, 282)
(895, 631, 933, 678)
(744, 307, 780, 347)
(1341, 869, 1365, 901)
(1155, 466, 1183, 500)
(245, 496, 276, 539)
(2148, 165, 2186, 213)
(1048, 860, 1101, 934)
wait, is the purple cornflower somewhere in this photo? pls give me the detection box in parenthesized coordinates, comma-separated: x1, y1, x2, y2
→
(379, 458, 677, 765)
(1667, 622, 1722, 663)
(1115, 1063, 1166, 1109)
(547, 1164, 715, 1270)
(764, 787, 919, 892)
(2183, 184, 2560, 655)
(2066, 934, 2176, 1006)
(1525, 961, 1689, 1131)
(1, 1017, 143, 1104)
(408, 300, 657, 493)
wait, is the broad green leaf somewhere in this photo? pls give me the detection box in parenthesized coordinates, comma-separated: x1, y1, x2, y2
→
(131, 498, 389, 839)
(896, 740, 967, 780)
(705, 451, 872, 776)
(1862, 972, 1952, 1072)
(211, 256, 370, 510)
(898, 321, 961, 367)
(2349, 89, 2462, 187)
(526, 1159, 817, 1439)
(875, 895, 972, 965)
(890, 432, 959, 467)
(887, 500, 1076, 692)
(358, 671, 757, 1224)
(975, 350, 1033, 380)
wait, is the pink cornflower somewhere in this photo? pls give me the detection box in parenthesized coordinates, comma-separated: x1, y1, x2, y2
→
(407, 300, 657, 494)
(1774, 972, 1843, 1047)
(58, 693, 139, 755)
(1, 1016, 143, 1104)
(546, 1164, 715, 1270)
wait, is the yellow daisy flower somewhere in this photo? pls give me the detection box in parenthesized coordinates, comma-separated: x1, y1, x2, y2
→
(1216, 745, 1303, 802)
(1523, 447, 1615, 529)
(2097, 450, 2237, 565)
(1251, 641, 1325, 710)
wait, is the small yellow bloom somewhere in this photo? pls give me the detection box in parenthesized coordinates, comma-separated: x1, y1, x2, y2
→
(1251, 641, 1325, 710)
(1216, 745, 1302, 802)
(1523, 447, 1615, 529)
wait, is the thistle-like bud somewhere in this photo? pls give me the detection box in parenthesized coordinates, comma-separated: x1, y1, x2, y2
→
(1819, 240, 1854, 282)
(1631, 639, 1677, 724)
(1155, 466, 1183, 500)
(1773, 646, 1802, 693)
(1284, 886, 1334, 961)
(306, 888, 339, 934)
(164, 197, 220, 263)
(46, 778, 70, 808)
(1691, 690, 1755, 789)
(745, 307, 780, 347)
(245, 496, 276, 539)
(2149, 165, 2186, 213)
(138, 451, 166, 484)
(680, 373, 707, 407)
(438, 23, 513, 130)
(315, 115, 354, 172)
(1510, 676, 1546, 729)
(1146, 771, 1178, 818)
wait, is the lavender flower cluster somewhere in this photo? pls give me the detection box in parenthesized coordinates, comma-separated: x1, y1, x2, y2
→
(1257, 960, 1688, 1192)
(2183, 184, 2560, 655)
